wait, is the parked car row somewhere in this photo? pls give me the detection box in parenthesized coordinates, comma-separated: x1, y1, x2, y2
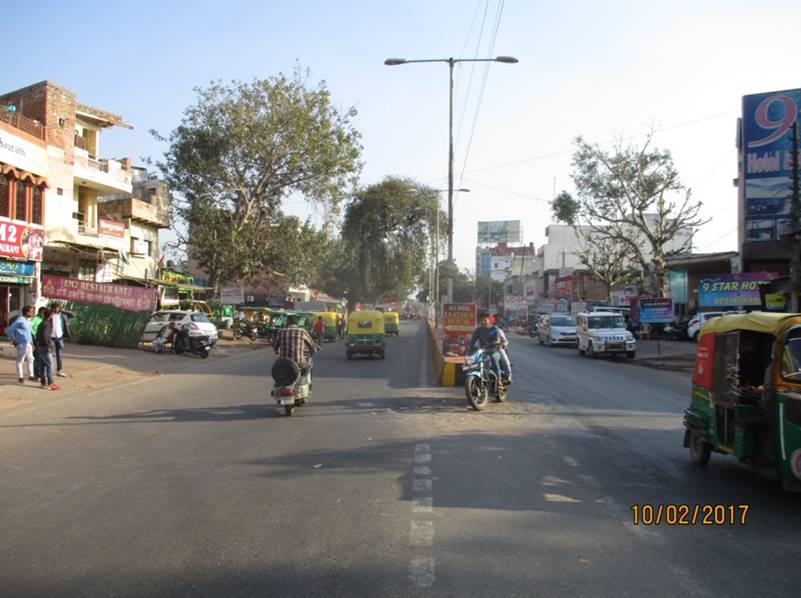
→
(529, 310, 636, 359)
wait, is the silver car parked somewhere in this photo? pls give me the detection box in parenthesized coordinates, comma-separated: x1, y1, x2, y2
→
(538, 314, 578, 347)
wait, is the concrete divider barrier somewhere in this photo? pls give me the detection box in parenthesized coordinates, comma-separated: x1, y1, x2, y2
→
(425, 320, 463, 387)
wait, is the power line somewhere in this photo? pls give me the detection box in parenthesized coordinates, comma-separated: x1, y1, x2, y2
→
(454, 0, 490, 148)
(461, 109, 739, 175)
(461, 176, 548, 202)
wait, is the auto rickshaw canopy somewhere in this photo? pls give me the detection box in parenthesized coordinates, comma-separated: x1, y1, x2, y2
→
(347, 310, 385, 334)
(699, 311, 801, 340)
(383, 311, 400, 325)
(315, 311, 339, 327)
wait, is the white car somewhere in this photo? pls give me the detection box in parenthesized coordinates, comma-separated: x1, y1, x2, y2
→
(141, 310, 219, 342)
(538, 314, 577, 346)
(687, 311, 743, 341)
(576, 311, 636, 359)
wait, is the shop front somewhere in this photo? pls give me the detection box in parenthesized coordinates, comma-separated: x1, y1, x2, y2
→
(0, 235, 42, 334)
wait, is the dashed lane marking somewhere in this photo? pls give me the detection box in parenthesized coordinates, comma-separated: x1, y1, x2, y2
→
(563, 455, 579, 467)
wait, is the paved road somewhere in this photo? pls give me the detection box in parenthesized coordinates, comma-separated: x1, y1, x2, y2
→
(1, 321, 799, 597)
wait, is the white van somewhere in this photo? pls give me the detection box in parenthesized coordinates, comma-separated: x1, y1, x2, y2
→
(576, 311, 636, 359)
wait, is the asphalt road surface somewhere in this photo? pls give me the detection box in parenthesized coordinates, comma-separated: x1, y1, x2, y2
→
(1, 321, 800, 597)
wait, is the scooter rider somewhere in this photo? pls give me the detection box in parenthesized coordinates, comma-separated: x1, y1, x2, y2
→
(274, 314, 317, 370)
(469, 312, 512, 384)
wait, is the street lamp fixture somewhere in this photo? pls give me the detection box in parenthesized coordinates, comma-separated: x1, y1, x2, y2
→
(385, 54, 518, 307)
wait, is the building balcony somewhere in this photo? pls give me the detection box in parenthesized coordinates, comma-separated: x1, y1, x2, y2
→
(0, 108, 45, 140)
(73, 148, 132, 194)
(99, 196, 170, 228)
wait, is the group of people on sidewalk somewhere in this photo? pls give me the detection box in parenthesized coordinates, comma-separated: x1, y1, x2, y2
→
(6, 302, 71, 391)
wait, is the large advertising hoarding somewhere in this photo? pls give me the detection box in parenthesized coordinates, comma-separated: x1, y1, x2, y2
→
(698, 272, 778, 307)
(742, 89, 801, 242)
(477, 220, 522, 244)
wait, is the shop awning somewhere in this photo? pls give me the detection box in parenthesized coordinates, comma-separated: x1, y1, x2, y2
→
(51, 240, 120, 255)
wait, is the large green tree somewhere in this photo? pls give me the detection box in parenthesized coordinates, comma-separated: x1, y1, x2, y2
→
(320, 177, 442, 304)
(154, 71, 362, 291)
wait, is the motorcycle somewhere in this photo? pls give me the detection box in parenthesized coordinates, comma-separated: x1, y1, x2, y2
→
(271, 351, 314, 416)
(462, 348, 508, 411)
(233, 321, 258, 341)
(173, 325, 214, 358)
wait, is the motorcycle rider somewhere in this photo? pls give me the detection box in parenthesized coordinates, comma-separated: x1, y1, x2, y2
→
(469, 312, 512, 384)
(274, 314, 317, 372)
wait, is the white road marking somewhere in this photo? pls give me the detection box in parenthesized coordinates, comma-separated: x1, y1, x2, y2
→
(412, 496, 433, 513)
(410, 520, 434, 546)
(563, 455, 579, 467)
(415, 443, 431, 453)
(544, 493, 582, 503)
(414, 465, 431, 476)
(414, 453, 432, 463)
(409, 557, 435, 588)
(413, 479, 432, 493)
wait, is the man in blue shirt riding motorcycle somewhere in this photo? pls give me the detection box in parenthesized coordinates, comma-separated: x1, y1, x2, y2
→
(469, 312, 512, 384)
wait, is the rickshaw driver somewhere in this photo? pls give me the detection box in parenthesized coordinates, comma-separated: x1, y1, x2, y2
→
(274, 315, 317, 373)
(469, 312, 513, 384)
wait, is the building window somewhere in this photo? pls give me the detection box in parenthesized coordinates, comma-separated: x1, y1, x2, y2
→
(0, 176, 9, 218)
(78, 260, 95, 281)
(15, 181, 27, 221)
(31, 186, 43, 225)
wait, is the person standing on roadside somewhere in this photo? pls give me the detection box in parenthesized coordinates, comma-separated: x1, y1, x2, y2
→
(7, 305, 35, 384)
(49, 302, 71, 377)
(313, 315, 326, 345)
(30, 306, 47, 379)
(35, 308, 59, 391)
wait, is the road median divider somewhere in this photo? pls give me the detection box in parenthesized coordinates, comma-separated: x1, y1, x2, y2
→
(426, 320, 463, 387)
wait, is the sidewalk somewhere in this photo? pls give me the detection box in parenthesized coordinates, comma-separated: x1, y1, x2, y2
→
(632, 339, 696, 372)
(0, 336, 268, 408)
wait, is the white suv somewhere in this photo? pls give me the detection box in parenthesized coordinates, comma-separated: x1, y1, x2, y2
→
(576, 311, 636, 359)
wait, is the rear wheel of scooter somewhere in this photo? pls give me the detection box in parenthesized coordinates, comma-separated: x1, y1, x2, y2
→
(284, 406, 294, 416)
(465, 377, 488, 411)
(200, 349, 209, 359)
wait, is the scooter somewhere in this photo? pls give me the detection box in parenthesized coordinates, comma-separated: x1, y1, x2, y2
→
(462, 348, 508, 411)
(173, 325, 215, 358)
(271, 352, 313, 416)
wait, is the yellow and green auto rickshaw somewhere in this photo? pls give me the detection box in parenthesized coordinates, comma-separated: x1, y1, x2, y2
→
(383, 311, 400, 336)
(684, 311, 801, 491)
(346, 310, 386, 360)
(315, 311, 339, 342)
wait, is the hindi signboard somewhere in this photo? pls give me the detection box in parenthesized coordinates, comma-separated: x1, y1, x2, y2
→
(42, 275, 156, 312)
(639, 298, 674, 324)
(442, 303, 477, 356)
(98, 219, 125, 240)
(698, 272, 778, 307)
(477, 220, 522, 244)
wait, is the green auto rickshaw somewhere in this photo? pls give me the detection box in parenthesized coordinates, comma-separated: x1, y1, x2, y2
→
(684, 311, 801, 491)
(346, 310, 386, 360)
(383, 311, 400, 336)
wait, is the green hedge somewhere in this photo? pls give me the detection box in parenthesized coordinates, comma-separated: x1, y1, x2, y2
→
(61, 301, 150, 349)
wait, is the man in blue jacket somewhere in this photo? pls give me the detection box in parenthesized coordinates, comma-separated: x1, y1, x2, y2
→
(7, 305, 35, 384)
(469, 312, 512, 384)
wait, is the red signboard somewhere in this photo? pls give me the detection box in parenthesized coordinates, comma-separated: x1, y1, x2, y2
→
(99, 219, 125, 239)
(0, 220, 44, 261)
(443, 303, 477, 356)
(42, 275, 156, 312)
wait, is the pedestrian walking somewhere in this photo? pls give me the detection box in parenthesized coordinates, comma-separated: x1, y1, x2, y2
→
(35, 308, 59, 391)
(313, 315, 326, 345)
(7, 305, 36, 384)
(30, 306, 47, 379)
(49, 302, 71, 377)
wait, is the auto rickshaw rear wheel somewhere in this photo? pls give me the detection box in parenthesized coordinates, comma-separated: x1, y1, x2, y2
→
(688, 429, 711, 466)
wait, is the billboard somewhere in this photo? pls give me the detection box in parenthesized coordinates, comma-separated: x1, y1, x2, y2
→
(477, 220, 522, 244)
(640, 298, 673, 324)
(742, 89, 801, 241)
(443, 303, 477, 356)
(220, 287, 245, 305)
(0, 220, 43, 261)
(42, 275, 156, 312)
(698, 272, 778, 307)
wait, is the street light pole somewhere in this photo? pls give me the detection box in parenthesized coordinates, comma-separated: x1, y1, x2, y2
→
(434, 187, 469, 327)
(385, 55, 518, 306)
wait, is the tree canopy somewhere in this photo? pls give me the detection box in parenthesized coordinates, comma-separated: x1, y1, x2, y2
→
(154, 71, 362, 290)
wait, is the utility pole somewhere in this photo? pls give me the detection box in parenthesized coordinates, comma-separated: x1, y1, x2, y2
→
(791, 121, 800, 312)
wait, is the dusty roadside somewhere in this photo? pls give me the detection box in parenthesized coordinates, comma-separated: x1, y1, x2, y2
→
(0, 335, 269, 409)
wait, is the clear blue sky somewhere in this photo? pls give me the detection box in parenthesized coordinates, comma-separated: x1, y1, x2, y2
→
(7, 0, 801, 270)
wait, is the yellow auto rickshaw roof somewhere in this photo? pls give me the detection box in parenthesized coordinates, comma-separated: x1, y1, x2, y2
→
(384, 311, 399, 319)
(699, 311, 801, 338)
(348, 310, 384, 321)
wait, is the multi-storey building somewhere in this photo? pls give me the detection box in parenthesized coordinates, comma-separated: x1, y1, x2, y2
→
(0, 104, 48, 331)
(0, 81, 134, 285)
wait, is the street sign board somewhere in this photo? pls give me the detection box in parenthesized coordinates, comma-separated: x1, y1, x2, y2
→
(443, 303, 477, 356)
(639, 298, 673, 324)
(220, 287, 245, 305)
(698, 272, 778, 307)
(477, 220, 522, 244)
